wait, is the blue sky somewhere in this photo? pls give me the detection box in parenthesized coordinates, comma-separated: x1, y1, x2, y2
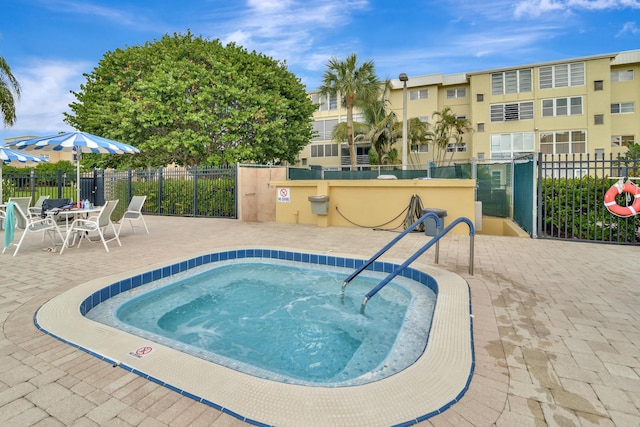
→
(1, 0, 639, 140)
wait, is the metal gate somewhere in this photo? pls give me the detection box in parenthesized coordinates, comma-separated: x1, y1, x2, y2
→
(513, 155, 535, 236)
(537, 153, 640, 245)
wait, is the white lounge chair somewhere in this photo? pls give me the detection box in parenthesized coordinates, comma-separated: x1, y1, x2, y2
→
(2, 201, 65, 256)
(8, 197, 32, 219)
(117, 195, 149, 236)
(60, 200, 121, 254)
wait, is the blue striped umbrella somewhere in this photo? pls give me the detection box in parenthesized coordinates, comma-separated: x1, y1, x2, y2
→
(1, 145, 48, 202)
(1, 145, 48, 164)
(7, 131, 140, 204)
(8, 131, 139, 155)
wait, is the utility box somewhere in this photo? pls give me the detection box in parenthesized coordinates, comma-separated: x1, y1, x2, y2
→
(308, 195, 330, 215)
(422, 208, 447, 236)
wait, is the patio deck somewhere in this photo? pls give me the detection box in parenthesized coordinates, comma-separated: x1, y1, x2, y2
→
(1, 215, 639, 426)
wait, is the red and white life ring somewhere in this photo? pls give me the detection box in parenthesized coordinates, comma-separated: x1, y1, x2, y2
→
(604, 182, 640, 217)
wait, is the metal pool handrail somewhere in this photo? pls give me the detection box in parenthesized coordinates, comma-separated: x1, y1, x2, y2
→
(360, 217, 475, 314)
(341, 211, 443, 293)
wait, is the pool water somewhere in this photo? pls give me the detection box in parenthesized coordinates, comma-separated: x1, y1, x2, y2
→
(87, 259, 436, 386)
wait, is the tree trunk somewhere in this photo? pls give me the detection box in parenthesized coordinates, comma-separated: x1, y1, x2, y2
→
(346, 95, 356, 170)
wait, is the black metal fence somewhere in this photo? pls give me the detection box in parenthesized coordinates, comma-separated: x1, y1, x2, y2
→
(2, 166, 237, 220)
(7, 155, 639, 245)
(537, 153, 640, 245)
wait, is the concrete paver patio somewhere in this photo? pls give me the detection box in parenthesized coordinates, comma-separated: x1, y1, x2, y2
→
(1, 215, 639, 426)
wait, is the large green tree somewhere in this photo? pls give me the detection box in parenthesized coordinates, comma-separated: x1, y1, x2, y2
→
(0, 56, 21, 127)
(318, 53, 379, 169)
(65, 32, 316, 168)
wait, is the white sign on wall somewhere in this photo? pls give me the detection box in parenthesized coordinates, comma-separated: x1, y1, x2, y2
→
(277, 187, 290, 203)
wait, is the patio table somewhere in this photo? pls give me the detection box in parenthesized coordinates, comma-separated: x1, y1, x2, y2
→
(47, 206, 104, 247)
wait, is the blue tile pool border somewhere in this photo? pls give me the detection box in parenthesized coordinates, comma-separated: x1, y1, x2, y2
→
(76, 249, 439, 316)
(34, 249, 474, 427)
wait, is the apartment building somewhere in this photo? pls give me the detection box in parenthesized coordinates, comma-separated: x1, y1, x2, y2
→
(300, 49, 640, 168)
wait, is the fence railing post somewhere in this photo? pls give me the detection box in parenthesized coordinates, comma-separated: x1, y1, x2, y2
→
(57, 169, 64, 199)
(158, 167, 163, 215)
(193, 166, 198, 217)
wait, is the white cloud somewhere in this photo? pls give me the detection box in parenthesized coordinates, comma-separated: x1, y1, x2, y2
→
(617, 21, 640, 36)
(246, 0, 295, 12)
(515, 0, 640, 18)
(206, 1, 369, 73)
(34, 0, 159, 32)
(222, 30, 253, 47)
(515, 0, 566, 18)
(10, 60, 89, 136)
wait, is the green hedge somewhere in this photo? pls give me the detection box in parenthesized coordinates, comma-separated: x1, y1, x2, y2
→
(111, 176, 236, 221)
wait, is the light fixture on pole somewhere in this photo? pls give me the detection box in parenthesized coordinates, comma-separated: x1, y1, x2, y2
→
(399, 73, 409, 170)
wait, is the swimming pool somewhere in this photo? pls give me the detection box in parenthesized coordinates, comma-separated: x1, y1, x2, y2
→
(35, 247, 473, 427)
(86, 259, 436, 387)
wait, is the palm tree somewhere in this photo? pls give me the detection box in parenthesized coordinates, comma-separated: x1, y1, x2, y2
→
(0, 56, 21, 127)
(330, 80, 401, 166)
(392, 117, 430, 167)
(319, 54, 379, 169)
(429, 107, 474, 165)
(381, 147, 400, 165)
(359, 80, 397, 162)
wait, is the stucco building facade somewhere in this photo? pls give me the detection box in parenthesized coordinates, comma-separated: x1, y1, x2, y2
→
(300, 49, 640, 168)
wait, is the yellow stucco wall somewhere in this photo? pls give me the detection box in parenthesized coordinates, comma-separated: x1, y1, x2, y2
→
(269, 179, 477, 234)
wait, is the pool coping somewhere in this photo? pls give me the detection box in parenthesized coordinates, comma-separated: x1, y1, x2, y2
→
(35, 246, 473, 427)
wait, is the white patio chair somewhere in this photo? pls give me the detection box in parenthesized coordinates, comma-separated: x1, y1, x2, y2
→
(29, 195, 50, 217)
(2, 201, 65, 256)
(8, 197, 32, 219)
(60, 200, 121, 254)
(117, 195, 149, 236)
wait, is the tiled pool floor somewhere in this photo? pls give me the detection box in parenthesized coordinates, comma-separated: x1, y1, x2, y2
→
(1, 216, 639, 426)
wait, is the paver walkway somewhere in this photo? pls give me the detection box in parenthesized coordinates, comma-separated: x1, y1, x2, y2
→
(1, 216, 639, 426)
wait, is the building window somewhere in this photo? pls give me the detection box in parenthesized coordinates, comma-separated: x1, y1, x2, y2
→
(311, 93, 338, 111)
(539, 130, 586, 154)
(594, 114, 604, 125)
(446, 142, 467, 153)
(340, 113, 364, 123)
(311, 143, 339, 157)
(490, 132, 535, 159)
(611, 102, 635, 114)
(611, 70, 634, 82)
(411, 143, 429, 153)
(410, 89, 428, 100)
(491, 69, 532, 95)
(329, 93, 338, 110)
(542, 97, 583, 117)
(311, 119, 338, 141)
(477, 122, 485, 132)
(490, 101, 534, 121)
(594, 80, 604, 90)
(476, 93, 484, 102)
(612, 135, 635, 147)
(539, 62, 584, 89)
(446, 88, 466, 99)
